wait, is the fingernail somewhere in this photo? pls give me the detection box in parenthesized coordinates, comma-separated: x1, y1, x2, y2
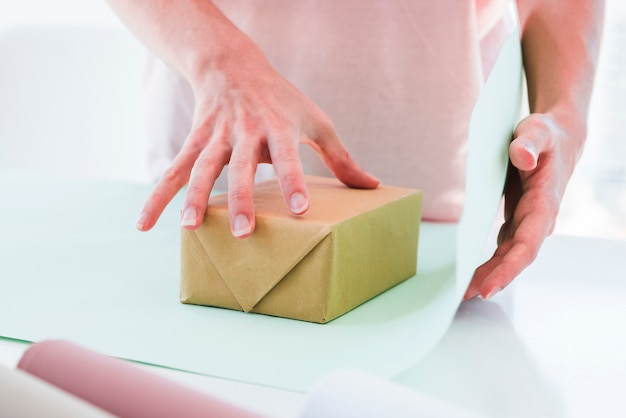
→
(289, 192, 308, 214)
(233, 214, 252, 238)
(464, 289, 478, 301)
(181, 207, 198, 227)
(523, 143, 538, 163)
(484, 287, 502, 300)
(135, 212, 148, 230)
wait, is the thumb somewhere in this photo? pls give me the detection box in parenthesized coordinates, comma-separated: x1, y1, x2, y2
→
(307, 134, 380, 190)
(325, 149, 381, 190)
(509, 139, 538, 171)
(509, 115, 552, 171)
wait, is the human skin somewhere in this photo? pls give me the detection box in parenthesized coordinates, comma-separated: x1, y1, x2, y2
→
(107, 0, 604, 298)
(106, 0, 379, 239)
(464, 0, 605, 300)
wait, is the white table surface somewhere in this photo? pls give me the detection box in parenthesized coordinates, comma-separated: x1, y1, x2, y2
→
(396, 234, 626, 418)
(2, 232, 625, 417)
(1, 163, 625, 418)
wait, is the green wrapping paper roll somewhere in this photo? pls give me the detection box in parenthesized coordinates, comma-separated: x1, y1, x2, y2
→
(0, 364, 114, 417)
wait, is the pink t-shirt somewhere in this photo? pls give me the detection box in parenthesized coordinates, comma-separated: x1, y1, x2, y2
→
(142, 0, 516, 222)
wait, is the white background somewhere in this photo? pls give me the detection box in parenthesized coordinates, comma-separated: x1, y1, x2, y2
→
(1, 0, 624, 240)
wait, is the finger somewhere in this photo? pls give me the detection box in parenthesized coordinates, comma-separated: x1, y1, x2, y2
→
(479, 241, 536, 300)
(135, 141, 202, 231)
(509, 116, 553, 171)
(266, 132, 310, 216)
(181, 138, 231, 230)
(307, 121, 380, 189)
(227, 141, 259, 239)
(463, 284, 480, 301)
(464, 240, 527, 301)
(465, 209, 549, 301)
(463, 223, 511, 301)
(509, 140, 538, 171)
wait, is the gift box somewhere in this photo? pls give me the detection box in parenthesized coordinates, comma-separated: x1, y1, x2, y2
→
(180, 176, 422, 323)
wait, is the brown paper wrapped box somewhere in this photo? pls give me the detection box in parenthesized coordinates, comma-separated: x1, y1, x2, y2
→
(180, 176, 422, 323)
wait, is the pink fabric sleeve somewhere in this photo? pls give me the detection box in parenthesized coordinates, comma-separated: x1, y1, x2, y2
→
(142, 0, 515, 222)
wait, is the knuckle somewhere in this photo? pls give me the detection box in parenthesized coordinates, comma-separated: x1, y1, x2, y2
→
(160, 164, 186, 186)
(326, 149, 354, 174)
(271, 144, 300, 165)
(336, 149, 353, 167)
(278, 172, 299, 188)
(548, 203, 560, 224)
(229, 157, 256, 173)
(265, 111, 291, 133)
(520, 113, 550, 131)
(186, 182, 209, 204)
(228, 187, 252, 207)
(186, 128, 212, 153)
(526, 243, 541, 265)
(194, 156, 224, 177)
(146, 187, 172, 212)
(313, 112, 337, 140)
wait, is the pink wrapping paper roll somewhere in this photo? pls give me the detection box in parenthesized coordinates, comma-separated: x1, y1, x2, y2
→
(17, 340, 262, 418)
(0, 364, 114, 417)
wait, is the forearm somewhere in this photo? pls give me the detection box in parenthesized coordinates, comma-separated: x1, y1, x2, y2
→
(516, 0, 604, 139)
(106, 0, 264, 88)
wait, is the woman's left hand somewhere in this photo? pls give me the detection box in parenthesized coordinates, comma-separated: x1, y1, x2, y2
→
(464, 112, 584, 300)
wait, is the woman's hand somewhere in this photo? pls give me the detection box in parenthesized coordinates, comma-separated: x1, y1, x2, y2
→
(464, 112, 584, 300)
(135, 45, 379, 237)
(464, 0, 604, 299)
(106, 0, 379, 237)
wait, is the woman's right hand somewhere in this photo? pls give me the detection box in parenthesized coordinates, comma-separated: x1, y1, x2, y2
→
(137, 38, 380, 237)
(106, 0, 379, 237)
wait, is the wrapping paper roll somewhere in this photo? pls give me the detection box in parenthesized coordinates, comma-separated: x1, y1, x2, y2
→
(299, 369, 485, 418)
(17, 340, 262, 418)
(0, 364, 114, 417)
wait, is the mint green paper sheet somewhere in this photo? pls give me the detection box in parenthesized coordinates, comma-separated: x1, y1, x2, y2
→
(0, 29, 521, 392)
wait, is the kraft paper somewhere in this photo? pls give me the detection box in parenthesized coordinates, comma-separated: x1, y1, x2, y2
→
(182, 176, 422, 323)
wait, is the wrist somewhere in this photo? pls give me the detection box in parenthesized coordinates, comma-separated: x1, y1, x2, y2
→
(184, 30, 270, 95)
